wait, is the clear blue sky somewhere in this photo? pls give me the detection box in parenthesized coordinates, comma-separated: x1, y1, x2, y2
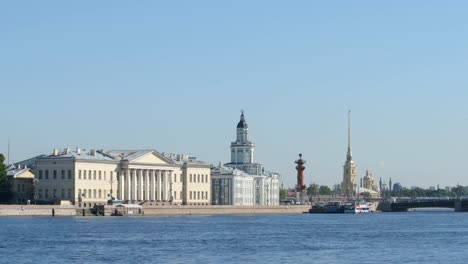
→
(1, 1, 468, 188)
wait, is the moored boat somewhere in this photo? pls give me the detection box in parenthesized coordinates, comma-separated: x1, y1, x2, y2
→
(344, 201, 371, 214)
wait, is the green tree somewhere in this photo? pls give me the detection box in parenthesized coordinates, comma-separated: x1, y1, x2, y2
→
(307, 183, 319, 196)
(319, 185, 332, 195)
(0, 154, 12, 202)
(279, 188, 288, 200)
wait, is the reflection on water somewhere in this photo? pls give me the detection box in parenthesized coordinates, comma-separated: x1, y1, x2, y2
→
(0, 212, 467, 264)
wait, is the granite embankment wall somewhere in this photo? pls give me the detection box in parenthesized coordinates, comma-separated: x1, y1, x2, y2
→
(0, 205, 77, 216)
(0, 204, 310, 217)
(141, 205, 310, 216)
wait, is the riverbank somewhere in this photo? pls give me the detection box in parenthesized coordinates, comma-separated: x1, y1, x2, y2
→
(0, 204, 311, 217)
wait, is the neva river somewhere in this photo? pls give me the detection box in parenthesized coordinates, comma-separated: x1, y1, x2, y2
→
(1, 211, 467, 264)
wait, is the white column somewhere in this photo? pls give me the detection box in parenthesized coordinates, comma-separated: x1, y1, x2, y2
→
(150, 170, 155, 201)
(151, 170, 156, 201)
(125, 170, 130, 201)
(163, 170, 167, 201)
(145, 170, 149, 201)
(138, 169, 143, 201)
(157, 170, 162, 201)
(117, 170, 123, 200)
(132, 169, 138, 201)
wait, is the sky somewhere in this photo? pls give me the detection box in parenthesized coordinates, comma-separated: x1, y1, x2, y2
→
(1, 1, 468, 189)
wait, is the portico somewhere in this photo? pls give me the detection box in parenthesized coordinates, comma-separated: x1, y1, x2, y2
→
(118, 168, 174, 202)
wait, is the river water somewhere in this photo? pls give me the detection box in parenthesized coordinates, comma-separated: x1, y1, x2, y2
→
(0, 211, 467, 264)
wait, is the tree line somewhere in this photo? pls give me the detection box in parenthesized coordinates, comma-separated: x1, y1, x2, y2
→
(0, 153, 12, 202)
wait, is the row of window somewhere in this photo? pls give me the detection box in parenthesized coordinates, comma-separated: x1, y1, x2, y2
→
(38, 170, 72, 180)
(37, 188, 72, 199)
(189, 191, 209, 200)
(189, 174, 209, 183)
(78, 189, 109, 199)
(78, 170, 114, 181)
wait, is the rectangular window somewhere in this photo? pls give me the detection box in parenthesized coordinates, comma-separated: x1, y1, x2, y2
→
(88, 189, 91, 198)
(61, 189, 65, 198)
(45, 189, 49, 199)
(174, 174, 177, 183)
(45, 170, 49, 180)
(39, 170, 43, 179)
(61, 170, 65, 179)
(93, 170, 96, 180)
(110, 172, 113, 181)
(198, 174, 200, 183)
(88, 170, 91, 180)
(174, 191, 177, 200)
(78, 170, 82, 179)
(180, 191, 183, 200)
(190, 191, 192, 199)
(68, 170, 72, 179)
(53, 189, 57, 198)
(38, 189, 43, 199)
(84, 170, 87, 179)
(68, 189, 71, 199)
(99, 171, 101, 180)
(17, 184, 20, 192)
(93, 189, 96, 198)
(78, 189, 82, 198)
(99, 189, 102, 199)
(53, 170, 57, 179)
(205, 175, 208, 183)
(190, 174, 192, 182)
(104, 171, 107, 181)
(197, 191, 200, 200)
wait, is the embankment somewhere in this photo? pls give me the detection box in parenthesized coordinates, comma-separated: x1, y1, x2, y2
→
(0, 205, 77, 217)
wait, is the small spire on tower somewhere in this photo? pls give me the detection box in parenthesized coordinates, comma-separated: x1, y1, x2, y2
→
(346, 110, 352, 161)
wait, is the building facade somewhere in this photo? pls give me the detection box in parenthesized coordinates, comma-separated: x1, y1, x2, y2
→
(6, 165, 35, 204)
(211, 112, 280, 206)
(34, 148, 211, 207)
(341, 111, 356, 197)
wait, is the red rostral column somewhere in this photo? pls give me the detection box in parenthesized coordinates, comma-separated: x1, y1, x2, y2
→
(295, 154, 306, 193)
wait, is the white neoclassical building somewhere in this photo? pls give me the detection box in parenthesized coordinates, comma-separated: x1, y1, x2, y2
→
(211, 112, 280, 206)
(34, 149, 211, 207)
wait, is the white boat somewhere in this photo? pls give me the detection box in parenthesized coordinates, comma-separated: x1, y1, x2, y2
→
(344, 201, 371, 214)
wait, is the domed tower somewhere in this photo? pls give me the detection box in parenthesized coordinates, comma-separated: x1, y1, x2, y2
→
(231, 111, 255, 164)
(341, 110, 356, 197)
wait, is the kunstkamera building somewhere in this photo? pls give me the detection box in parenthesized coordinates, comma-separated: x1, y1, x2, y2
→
(34, 149, 211, 207)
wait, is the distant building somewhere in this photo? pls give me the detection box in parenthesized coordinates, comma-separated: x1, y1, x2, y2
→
(393, 183, 403, 191)
(211, 112, 280, 205)
(34, 148, 211, 207)
(341, 111, 356, 196)
(362, 169, 379, 193)
(6, 165, 35, 204)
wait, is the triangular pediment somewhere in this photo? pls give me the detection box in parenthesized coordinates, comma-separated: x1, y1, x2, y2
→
(130, 151, 171, 165)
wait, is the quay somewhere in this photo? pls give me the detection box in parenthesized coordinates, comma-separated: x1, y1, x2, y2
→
(0, 204, 310, 217)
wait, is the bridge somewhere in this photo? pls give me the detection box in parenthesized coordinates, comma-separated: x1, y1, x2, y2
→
(378, 199, 468, 212)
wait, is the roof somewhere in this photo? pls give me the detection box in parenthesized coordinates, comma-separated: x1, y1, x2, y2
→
(35, 149, 210, 166)
(237, 112, 248, 129)
(211, 166, 279, 178)
(37, 149, 115, 161)
(7, 167, 33, 178)
(103, 150, 174, 164)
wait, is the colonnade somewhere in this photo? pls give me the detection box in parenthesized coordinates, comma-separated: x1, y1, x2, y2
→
(117, 169, 173, 202)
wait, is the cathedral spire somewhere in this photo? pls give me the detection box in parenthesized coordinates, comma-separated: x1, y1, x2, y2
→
(347, 110, 352, 161)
